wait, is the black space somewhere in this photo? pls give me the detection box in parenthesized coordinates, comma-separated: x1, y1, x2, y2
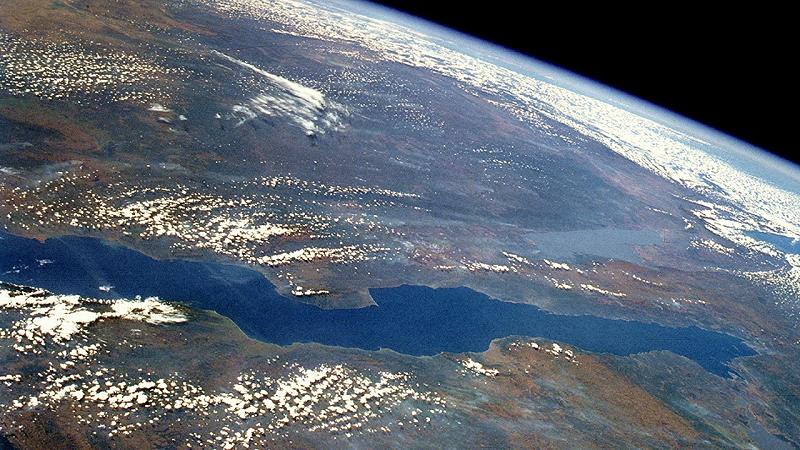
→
(367, 2, 797, 166)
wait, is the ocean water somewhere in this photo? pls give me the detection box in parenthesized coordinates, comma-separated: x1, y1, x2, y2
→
(0, 231, 754, 377)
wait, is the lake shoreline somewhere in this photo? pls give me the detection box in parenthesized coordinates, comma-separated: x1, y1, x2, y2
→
(0, 230, 755, 378)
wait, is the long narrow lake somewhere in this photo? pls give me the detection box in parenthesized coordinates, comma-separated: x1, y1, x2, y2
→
(0, 231, 754, 377)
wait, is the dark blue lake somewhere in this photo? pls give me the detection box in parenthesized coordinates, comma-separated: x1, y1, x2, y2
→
(0, 231, 755, 377)
(746, 230, 800, 254)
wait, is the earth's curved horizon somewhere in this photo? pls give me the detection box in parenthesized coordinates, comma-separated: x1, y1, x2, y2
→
(0, 0, 798, 448)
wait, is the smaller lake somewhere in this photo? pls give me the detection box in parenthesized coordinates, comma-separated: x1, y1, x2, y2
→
(0, 231, 754, 377)
(746, 230, 800, 254)
(527, 228, 661, 263)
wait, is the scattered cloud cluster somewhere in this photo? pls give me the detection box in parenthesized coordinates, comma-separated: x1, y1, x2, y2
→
(0, 33, 191, 104)
(579, 283, 627, 298)
(459, 358, 498, 377)
(508, 339, 578, 366)
(0, 282, 185, 354)
(0, 282, 447, 447)
(2, 169, 418, 278)
(690, 238, 735, 256)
